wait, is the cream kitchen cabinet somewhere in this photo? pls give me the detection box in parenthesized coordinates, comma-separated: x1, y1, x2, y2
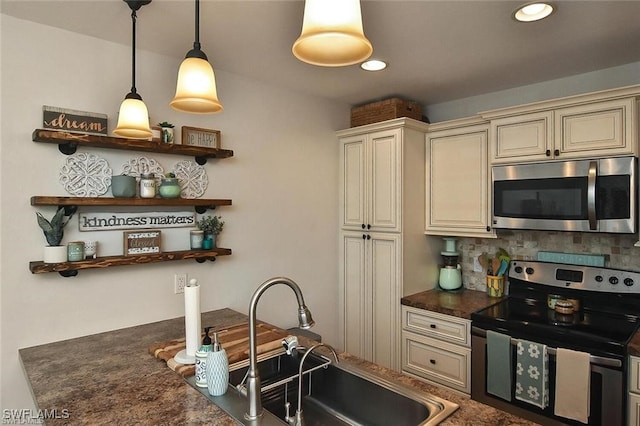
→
(425, 119, 495, 238)
(401, 305, 471, 394)
(337, 118, 436, 372)
(628, 355, 640, 425)
(486, 91, 639, 164)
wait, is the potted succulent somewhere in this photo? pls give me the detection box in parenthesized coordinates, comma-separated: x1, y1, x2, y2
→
(158, 172, 182, 198)
(36, 208, 74, 263)
(157, 121, 174, 144)
(196, 215, 224, 249)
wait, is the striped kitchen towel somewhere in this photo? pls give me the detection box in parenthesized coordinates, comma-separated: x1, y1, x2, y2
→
(515, 339, 549, 409)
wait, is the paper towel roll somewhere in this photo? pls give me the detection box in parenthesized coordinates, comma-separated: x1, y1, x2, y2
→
(174, 279, 201, 365)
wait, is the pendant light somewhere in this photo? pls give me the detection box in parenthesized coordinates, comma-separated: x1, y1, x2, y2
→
(170, 0, 223, 114)
(114, 0, 153, 139)
(292, 0, 373, 67)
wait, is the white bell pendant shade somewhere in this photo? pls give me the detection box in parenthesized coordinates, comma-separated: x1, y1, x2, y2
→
(170, 57, 223, 114)
(114, 96, 152, 139)
(292, 0, 373, 67)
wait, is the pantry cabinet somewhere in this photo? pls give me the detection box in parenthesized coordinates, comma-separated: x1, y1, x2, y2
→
(629, 355, 640, 425)
(425, 118, 495, 238)
(337, 118, 436, 372)
(485, 90, 639, 164)
(401, 306, 471, 394)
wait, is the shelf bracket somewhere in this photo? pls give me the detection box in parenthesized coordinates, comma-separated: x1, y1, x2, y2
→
(58, 142, 78, 155)
(195, 156, 208, 166)
(195, 257, 216, 264)
(59, 270, 78, 278)
(195, 205, 217, 214)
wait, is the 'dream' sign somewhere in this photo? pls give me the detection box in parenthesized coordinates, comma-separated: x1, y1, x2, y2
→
(43, 105, 108, 135)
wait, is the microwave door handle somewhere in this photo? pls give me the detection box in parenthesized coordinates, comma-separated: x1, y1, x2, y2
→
(588, 160, 597, 230)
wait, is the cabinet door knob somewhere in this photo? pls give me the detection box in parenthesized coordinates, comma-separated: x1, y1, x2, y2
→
(430, 324, 437, 329)
(545, 149, 551, 157)
(486, 226, 491, 232)
(361, 224, 366, 229)
(429, 359, 436, 365)
(367, 224, 371, 229)
(366, 234, 371, 240)
(362, 234, 366, 240)
(554, 149, 560, 156)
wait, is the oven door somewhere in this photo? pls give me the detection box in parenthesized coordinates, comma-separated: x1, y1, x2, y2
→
(492, 156, 636, 233)
(471, 327, 624, 426)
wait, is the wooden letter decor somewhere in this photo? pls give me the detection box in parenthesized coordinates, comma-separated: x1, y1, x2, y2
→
(182, 126, 221, 148)
(124, 230, 161, 255)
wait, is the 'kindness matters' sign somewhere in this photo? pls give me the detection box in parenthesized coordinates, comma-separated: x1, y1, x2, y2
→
(79, 211, 196, 231)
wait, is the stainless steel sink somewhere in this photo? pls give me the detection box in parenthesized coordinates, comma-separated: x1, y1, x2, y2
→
(186, 350, 458, 425)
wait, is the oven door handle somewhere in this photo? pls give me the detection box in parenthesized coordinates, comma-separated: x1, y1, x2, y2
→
(588, 160, 598, 230)
(471, 326, 621, 368)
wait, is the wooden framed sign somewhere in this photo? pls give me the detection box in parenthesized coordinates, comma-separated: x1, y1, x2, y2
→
(182, 126, 221, 148)
(42, 105, 108, 135)
(123, 230, 161, 255)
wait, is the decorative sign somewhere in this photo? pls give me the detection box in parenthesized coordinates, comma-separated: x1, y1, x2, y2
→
(79, 211, 196, 231)
(124, 230, 161, 255)
(182, 126, 220, 148)
(42, 106, 108, 135)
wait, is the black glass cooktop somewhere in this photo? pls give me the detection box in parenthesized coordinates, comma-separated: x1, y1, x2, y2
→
(472, 298, 640, 358)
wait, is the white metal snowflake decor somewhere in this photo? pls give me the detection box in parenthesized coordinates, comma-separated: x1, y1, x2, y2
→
(121, 157, 165, 185)
(59, 153, 112, 197)
(173, 160, 208, 198)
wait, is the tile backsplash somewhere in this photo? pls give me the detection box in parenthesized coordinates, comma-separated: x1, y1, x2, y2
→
(449, 231, 640, 291)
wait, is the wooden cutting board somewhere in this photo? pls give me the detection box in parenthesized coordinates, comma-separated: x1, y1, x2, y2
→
(149, 321, 289, 377)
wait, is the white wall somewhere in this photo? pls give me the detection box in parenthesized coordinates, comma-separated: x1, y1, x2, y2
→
(0, 15, 349, 410)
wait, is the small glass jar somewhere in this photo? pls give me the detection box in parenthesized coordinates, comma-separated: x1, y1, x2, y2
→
(67, 241, 85, 262)
(190, 230, 204, 249)
(139, 173, 156, 198)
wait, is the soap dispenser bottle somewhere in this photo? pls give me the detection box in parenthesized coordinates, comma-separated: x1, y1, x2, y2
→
(195, 327, 213, 388)
(206, 332, 229, 396)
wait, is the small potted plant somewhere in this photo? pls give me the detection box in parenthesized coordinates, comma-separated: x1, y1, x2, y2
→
(158, 172, 182, 198)
(36, 208, 74, 263)
(196, 215, 224, 249)
(157, 121, 174, 144)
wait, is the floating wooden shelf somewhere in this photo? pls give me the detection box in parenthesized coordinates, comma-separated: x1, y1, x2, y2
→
(29, 248, 232, 277)
(32, 129, 234, 165)
(31, 196, 232, 212)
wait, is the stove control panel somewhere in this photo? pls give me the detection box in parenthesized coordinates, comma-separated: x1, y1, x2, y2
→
(510, 260, 640, 293)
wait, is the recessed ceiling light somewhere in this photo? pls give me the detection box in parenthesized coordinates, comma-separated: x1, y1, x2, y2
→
(514, 2, 555, 22)
(361, 60, 387, 71)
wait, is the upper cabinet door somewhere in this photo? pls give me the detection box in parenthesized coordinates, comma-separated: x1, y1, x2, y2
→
(340, 128, 401, 233)
(426, 124, 495, 238)
(369, 129, 402, 233)
(340, 134, 367, 230)
(556, 98, 636, 158)
(490, 111, 553, 164)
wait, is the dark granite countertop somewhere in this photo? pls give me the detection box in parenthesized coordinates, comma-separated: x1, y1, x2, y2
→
(401, 288, 503, 319)
(20, 307, 536, 425)
(628, 331, 640, 357)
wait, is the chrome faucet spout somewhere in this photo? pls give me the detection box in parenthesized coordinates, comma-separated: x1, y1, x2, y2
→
(244, 277, 315, 420)
(287, 343, 339, 426)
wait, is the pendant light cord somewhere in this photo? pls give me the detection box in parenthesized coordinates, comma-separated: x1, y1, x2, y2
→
(193, 0, 201, 51)
(130, 9, 138, 95)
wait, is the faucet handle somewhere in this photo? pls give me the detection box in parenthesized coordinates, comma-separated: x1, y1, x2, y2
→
(282, 335, 299, 356)
(284, 402, 292, 423)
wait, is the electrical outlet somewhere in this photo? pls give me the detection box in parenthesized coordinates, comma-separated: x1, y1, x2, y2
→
(174, 273, 188, 294)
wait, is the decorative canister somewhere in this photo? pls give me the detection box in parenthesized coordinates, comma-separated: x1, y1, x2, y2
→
(111, 175, 137, 198)
(84, 241, 98, 259)
(158, 178, 181, 198)
(486, 275, 505, 297)
(139, 173, 156, 198)
(190, 230, 204, 249)
(67, 241, 85, 261)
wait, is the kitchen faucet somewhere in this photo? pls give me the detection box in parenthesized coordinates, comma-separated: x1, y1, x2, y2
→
(245, 277, 315, 420)
(285, 343, 339, 426)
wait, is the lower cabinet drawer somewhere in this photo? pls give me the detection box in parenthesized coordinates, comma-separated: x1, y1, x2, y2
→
(401, 331, 471, 394)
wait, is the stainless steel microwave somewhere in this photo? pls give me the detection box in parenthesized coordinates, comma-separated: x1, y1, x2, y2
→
(492, 156, 636, 233)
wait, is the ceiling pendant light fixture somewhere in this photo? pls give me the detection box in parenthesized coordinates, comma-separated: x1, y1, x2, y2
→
(170, 0, 223, 114)
(114, 0, 153, 139)
(292, 0, 373, 67)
